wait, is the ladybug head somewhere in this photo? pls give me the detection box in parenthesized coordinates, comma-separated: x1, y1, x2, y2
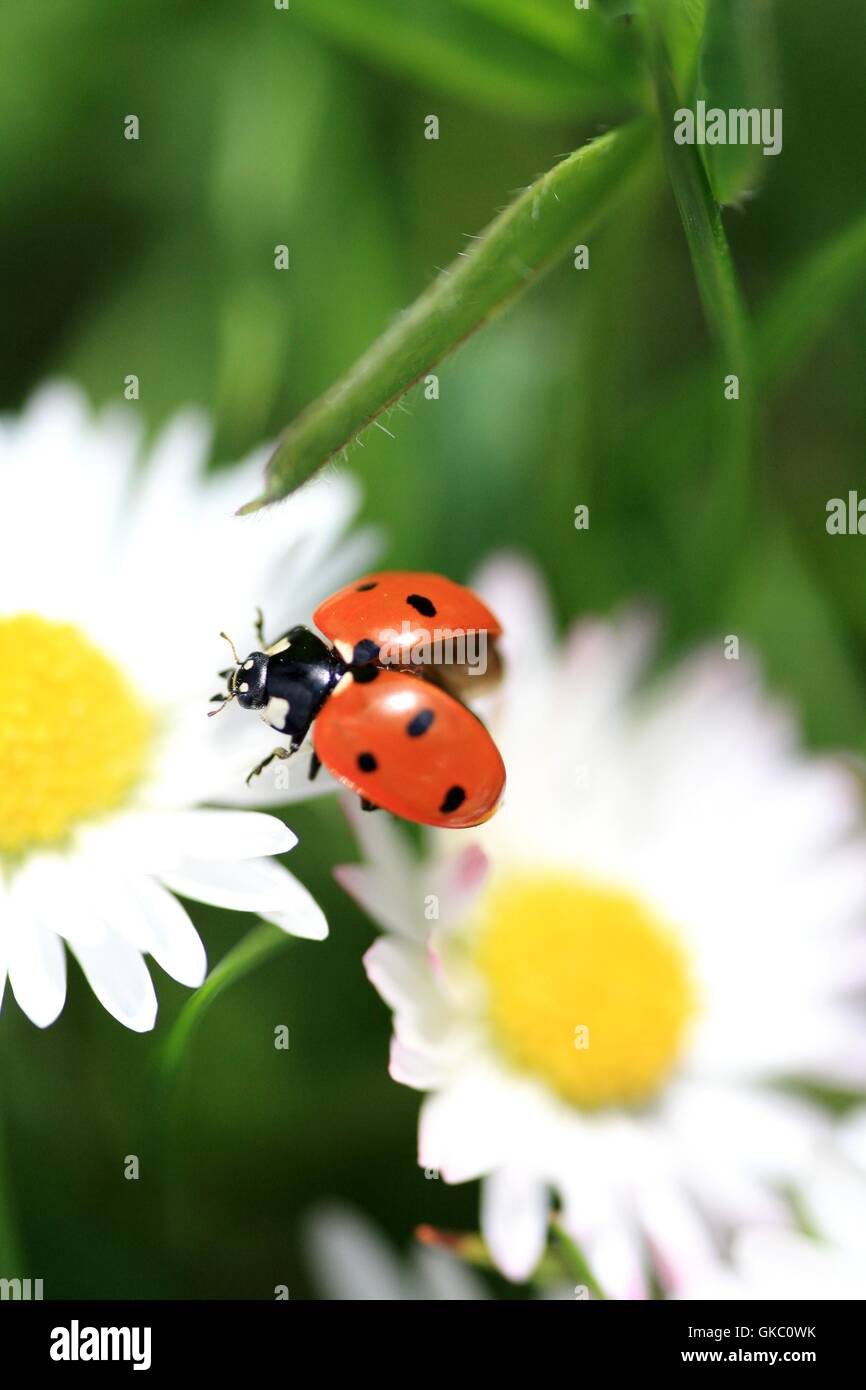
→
(209, 632, 269, 717)
(231, 651, 269, 709)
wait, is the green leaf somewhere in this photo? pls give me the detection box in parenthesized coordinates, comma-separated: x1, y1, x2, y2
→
(695, 0, 778, 205)
(159, 924, 291, 1089)
(645, 7, 752, 568)
(657, 0, 708, 92)
(293, 0, 637, 121)
(754, 209, 866, 391)
(455, 0, 631, 71)
(241, 119, 651, 510)
(647, 14, 748, 366)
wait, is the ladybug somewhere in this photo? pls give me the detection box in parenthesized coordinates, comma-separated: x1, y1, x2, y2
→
(210, 572, 506, 829)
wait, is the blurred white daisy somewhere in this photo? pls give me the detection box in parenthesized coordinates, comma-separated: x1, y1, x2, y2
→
(304, 1203, 577, 1300)
(681, 1108, 866, 1300)
(339, 557, 866, 1296)
(303, 1204, 490, 1301)
(0, 384, 374, 1031)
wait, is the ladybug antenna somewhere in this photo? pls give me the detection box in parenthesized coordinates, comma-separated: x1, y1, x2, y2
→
(208, 632, 241, 716)
(207, 692, 235, 717)
(220, 631, 241, 665)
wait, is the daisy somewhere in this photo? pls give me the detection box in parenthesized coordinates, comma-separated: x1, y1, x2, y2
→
(340, 557, 866, 1296)
(681, 1109, 866, 1300)
(0, 383, 374, 1031)
(303, 1202, 575, 1300)
(303, 1204, 489, 1301)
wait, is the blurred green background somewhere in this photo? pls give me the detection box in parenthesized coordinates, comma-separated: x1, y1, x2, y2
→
(1, 0, 865, 1297)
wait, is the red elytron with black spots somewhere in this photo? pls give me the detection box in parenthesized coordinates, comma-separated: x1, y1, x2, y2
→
(211, 572, 506, 828)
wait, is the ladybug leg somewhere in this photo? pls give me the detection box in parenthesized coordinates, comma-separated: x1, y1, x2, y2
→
(308, 751, 322, 782)
(245, 745, 292, 785)
(360, 797, 380, 813)
(254, 606, 267, 647)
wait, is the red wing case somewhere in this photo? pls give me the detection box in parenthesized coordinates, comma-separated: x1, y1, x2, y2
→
(313, 668, 505, 829)
(313, 571, 502, 661)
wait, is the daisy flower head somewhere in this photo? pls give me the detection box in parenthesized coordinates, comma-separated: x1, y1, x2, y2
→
(0, 384, 374, 1031)
(343, 557, 866, 1296)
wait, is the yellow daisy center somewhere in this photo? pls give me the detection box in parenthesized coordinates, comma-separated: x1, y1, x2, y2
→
(0, 615, 154, 856)
(475, 873, 695, 1110)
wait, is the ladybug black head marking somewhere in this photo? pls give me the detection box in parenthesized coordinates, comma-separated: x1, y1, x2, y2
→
(232, 651, 269, 709)
(209, 631, 269, 716)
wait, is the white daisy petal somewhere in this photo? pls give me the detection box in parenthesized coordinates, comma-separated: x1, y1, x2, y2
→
(135, 877, 207, 987)
(9, 853, 109, 946)
(258, 871, 329, 942)
(583, 1218, 648, 1302)
(364, 938, 453, 1053)
(429, 844, 491, 930)
(303, 1204, 415, 1301)
(77, 806, 293, 874)
(71, 934, 158, 1033)
(304, 1203, 492, 1301)
(335, 864, 422, 939)
(680, 1120, 866, 1302)
(7, 914, 67, 1029)
(160, 856, 324, 934)
(418, 1068, 519, 1183)
(481, 1169, 548, 1283)
(389, 1037, 448, 1090)
(413, 1247, 490, 1301)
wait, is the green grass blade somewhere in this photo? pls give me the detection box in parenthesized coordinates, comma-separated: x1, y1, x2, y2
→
(647, 15, 748, 366)
(656, 0, 708, 92)
(159, 923, 291, 1087)
(455, 0, 630, 71)
(241, 120, 651, 511)
(695, 0, 779, 205)
(645, 6, 752, 572)
(293, 0, 636, 120)
(755, 209, 866, 389)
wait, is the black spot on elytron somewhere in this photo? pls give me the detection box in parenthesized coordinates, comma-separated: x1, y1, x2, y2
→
(357, 751, 378, 773)
(407, 709, 435, 737)
(440, 785, 466, 815)
(407, 593, 436, 618)
(353, 663, 380, 684)
(308, 751, 322, 782)
(356, 581, 378, 592)
(352, 639, 380, 666)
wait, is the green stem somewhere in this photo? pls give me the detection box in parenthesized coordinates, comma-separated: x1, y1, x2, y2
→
(159, 922, 291, 1089)
(644, 1, 754, 585)
(550, 1221, 607, 1300)
(645, 11, 748, 365)
(154, 923, 293, 1269)
(241, 119, 651, 512)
